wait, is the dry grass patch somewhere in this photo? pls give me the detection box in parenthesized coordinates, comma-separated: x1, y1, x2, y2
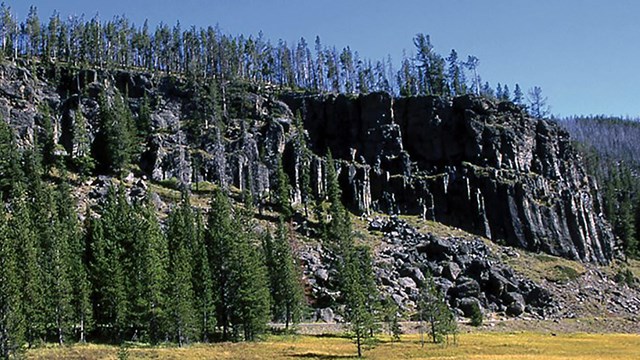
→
(27, 332, 640, 360)
(501, 249, 586, 284)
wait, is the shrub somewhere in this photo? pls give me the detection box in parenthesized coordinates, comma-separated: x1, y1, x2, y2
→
(469, 302, 483, 327)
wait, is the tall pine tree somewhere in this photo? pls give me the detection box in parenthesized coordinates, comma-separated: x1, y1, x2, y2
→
(11, 185, 45, 347)
(87, 186, 129, 342)
(166, 195, 197, 346)
(0, 197, 25, 358)
(264, 219, 304, 329)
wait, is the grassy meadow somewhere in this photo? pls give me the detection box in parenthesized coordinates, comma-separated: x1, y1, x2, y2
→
(26, 331, 640, 360)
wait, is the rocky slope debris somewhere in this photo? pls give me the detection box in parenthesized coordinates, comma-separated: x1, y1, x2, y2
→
(301, 216, 559, 321)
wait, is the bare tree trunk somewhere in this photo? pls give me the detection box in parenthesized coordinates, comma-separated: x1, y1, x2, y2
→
(79, 316, 86, 344)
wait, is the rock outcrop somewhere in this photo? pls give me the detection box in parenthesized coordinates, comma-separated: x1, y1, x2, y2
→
(301, 216, 559, 320)
(0, 63, 617, 267)
(283, 93, 617, 264)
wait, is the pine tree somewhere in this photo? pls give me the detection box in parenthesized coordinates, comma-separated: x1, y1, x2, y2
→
(495, 83, 503, 100)
(513, 84, 524, 105)
(0, 197, 25, 358)
(446, 49, 465, 96)
(11, 186, 45, 347)
(207, 188, 235, 340)
(264, 219, 304, 329)
(0, 119, 22, 197)
(227, 225, 271, 341)
(87, 187, 129, 342)
(166, 196, 197, 346)
(96, 92, 136, 175)
(207, 188, 270, 341)
(341, 246, 377, 358)
(502, 84, 511, 101)
(275, 157, 293, 219)
(57, 186, 92, 344)
(324, 153, 377, 357)
(140, 202, 169, 344)
(44, 185, 77, 345)
(294, 111, 313, 217)
(37, 103, 57, 173)
(71, 106, 95, 177)
(191, 209, 216, 342)
(382, 299, 402, 341)
(615, 194, 637, 258)
(527, 86, 550, 118)
(324, 152, 351, 256)
(24, 163, 67, 345)
(137, 93, 152, 138)
(417, 272, 457, 345)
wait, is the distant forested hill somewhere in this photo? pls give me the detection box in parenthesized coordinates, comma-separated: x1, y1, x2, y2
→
(561, 116, 640, 168)
(559, 116, 640, 258)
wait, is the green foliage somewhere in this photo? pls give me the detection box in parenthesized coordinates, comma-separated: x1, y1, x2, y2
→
(413, 34, 446, 96)
(228, 225, 271, 341)
(382, 299, 402, 341)
(322, 156, 380, 357)
(0, 197, 25, 358)
(11, 186, 46, 346)
(166, 196, 198, 346)
(43, 185, 76, 345)
(191, 210, 216, 342)
(207, 188, 271, 341)
(341, 245, 378, 358)
(563, 121, 640, 259)
(95, 91, 137, 175)
(275, 157, 293, 219)
(417, 273, 457, 344)
(137, 93, 152, 138)
(37, 102, 58, 172)
(0, 119, 22, 197)
(614, 268, 636, 287)
(57, 185, 93, 344)
(264, 219, 305, 329)
(294, 111, 313, 217)
(207, 188, 236, 340)
(71, 106, 95, 177)
(469, 302, 483, 327)
(87, 187, 130, 341)
(128, 200, 169, 344)
(157, 177, 182, 190)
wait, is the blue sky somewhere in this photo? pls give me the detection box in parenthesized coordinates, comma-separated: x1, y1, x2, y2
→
(6, 0, 640, 117)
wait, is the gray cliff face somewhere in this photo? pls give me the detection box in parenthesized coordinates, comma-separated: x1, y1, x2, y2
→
(0, 63, 616, 265)
(282, 92, 617, 264)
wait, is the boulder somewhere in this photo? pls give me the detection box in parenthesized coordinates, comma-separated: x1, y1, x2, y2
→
(314, 269, 329, 284)
(452, 277, 481, 298)
(504, 292, 526, 316)
(456, 297, 483, 318)
(398, 277, 417, 291)
(442, 262, 462, 281)
(316, 307, 335, 323)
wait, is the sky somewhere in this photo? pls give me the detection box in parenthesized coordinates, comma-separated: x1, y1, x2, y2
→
(6, 0, 640, 117)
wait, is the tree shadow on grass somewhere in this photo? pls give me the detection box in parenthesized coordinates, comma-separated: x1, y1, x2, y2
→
(289, 352, 357, 359)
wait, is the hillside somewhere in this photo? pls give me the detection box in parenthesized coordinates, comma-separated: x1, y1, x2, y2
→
(559, 116, 640, 259)
(0, 60, 629, 289)
(0, 56, 637, 357)
(0, 60, 617, 262)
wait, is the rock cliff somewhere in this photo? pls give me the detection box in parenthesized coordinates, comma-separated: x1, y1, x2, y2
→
(283, 93, 617, 264)
(0, 63, 617, 266)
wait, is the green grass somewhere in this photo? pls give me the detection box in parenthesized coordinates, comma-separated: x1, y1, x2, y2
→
(26, 332, 640, 359)
(502, 248, 586, 284)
